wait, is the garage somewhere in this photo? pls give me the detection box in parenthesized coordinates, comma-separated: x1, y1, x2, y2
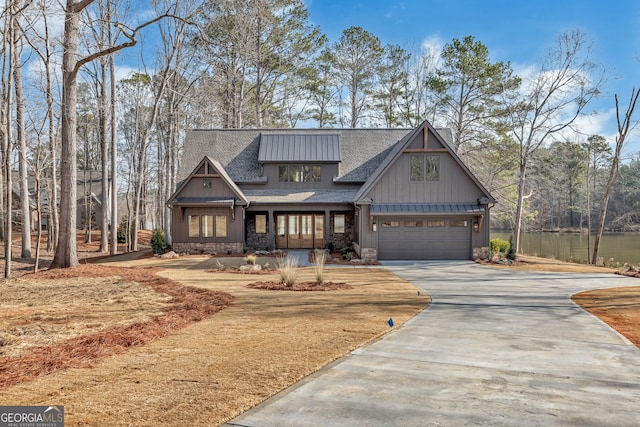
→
(377, 216, 472, 260)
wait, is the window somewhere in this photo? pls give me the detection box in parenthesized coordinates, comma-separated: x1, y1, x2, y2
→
(215, 215, 227, 237)
(256, 215, 267, 234)
(427, 220, 445, 227)
(410, 156, 424, 181)
(202, 215, 214, 237)
(334, 214, 345, 234)
(450, 220, 468, 227)
(426, 155, 440, 181)
(405, 220, 423, 227)
(381, 221, 400, 228)
(202, 179, 212, 189)
(278, 165, 322, 182)
(188, 213, 227, 238)
(188, 215, 200, 237)
(410, 155, 440, 181)
(290, 165, 302, 182)
(279, 166, 289, 182)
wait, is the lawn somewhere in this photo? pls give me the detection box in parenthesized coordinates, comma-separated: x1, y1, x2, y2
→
(0, 250, 637, 426)
(0, 256, 428, 426)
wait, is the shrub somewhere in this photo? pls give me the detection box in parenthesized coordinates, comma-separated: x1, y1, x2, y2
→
(150, 229, 167, 255)
(277, 255, 299, 287)
(245, 254, 257, 265)
(116, 217, 129, 244)
(490, 238, 510, 256)
(313, 249, 327, 285)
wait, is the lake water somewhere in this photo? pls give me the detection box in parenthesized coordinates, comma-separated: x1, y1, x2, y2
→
(491, 232, 640, 266)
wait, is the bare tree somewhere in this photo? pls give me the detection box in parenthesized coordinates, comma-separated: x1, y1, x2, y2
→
(591, 88, 639, 264)
(52, 0, 185, 268)
(506, 30, 601, 255)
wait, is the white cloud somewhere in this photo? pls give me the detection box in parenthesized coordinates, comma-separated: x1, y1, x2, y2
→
(421, 35, 444, 65)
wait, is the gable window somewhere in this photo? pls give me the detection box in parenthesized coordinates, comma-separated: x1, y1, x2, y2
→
(202, 179, 212, 189)
(278, 165, 321, 182)
(410, 155, 440, 181)
(334, 214, 345, 234)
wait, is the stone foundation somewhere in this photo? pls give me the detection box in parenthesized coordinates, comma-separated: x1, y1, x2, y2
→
(359, 247, 377, 261)
(473, 246, 490, 260)
(173, 242, 243, 255)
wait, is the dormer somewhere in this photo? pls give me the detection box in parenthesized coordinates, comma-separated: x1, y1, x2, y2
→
(258, 133, 341, 186)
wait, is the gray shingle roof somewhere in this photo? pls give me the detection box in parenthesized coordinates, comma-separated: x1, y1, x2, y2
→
(179, 128, 433, 184)
(242, 189, 359, 204)
(258, 134, 341, 163)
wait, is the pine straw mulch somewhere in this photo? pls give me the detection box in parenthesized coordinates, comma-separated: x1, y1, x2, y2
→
(0, 264, 233, 390)
(247, 281, 352, 291)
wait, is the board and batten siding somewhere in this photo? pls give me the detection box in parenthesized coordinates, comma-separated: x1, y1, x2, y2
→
(171, 205, 243, 243)
(366, 152, 485, 204)
(178, 176, 238, 199)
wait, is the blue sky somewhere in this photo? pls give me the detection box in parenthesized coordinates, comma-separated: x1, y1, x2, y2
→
(305, 0, 640, 151)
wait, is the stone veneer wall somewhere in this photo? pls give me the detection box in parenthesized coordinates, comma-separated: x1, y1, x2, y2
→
(329, 212, 354, 250)
(245, 213, 270, 251)
(173, 242, 243, 255)
(473, 246, 490, 260)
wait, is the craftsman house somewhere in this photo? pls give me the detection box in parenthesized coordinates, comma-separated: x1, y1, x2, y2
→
(167, 121, 494, 260)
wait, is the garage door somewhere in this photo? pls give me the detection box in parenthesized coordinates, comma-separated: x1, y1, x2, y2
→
(378, 217, 471, 260)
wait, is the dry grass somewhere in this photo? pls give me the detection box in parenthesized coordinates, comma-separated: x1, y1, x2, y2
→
(573, 286, 640, 347)
(0, 257, 428, 426)
(0, 264, 232, 390)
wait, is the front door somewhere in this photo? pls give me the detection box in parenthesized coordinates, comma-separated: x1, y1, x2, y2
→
(276, 214, 324, 249)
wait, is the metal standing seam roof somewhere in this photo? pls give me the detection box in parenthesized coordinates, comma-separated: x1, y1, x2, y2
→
(258, 134, 341, 163)
(370, 203, 485, 214)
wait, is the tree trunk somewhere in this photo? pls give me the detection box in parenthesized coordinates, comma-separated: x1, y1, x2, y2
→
(512, 159, 528, 256)
(51, 1, 82, 269)
(13, 29, 32, 259)
(108, 17, 118, 256)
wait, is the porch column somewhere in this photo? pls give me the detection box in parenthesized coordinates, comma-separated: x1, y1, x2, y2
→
(268, 209, 276, 250)
(325, 209, 331, 249)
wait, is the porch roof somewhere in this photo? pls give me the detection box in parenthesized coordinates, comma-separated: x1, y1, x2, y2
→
(243, 189, 358, 204)
(172, 197, 239, 206)
(370, 203, 485, 215)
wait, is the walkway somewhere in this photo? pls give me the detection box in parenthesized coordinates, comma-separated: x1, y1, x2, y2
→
(225, 261, 640, 426)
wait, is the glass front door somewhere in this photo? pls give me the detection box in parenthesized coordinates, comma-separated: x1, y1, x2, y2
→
(275, 214, 325, 249)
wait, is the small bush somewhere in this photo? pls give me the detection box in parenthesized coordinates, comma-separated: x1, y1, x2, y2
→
(277, 255, 299, 287)
(116, 217, 129, 244)
(490, 238, 510, 255)
(245, 254, 257, 265)
(150, 229, 167, 255)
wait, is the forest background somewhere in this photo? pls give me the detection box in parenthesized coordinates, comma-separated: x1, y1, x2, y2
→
(0, 0, 638, 275)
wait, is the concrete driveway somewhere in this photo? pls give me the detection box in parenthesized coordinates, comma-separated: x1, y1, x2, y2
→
(225, 261, 640, 426)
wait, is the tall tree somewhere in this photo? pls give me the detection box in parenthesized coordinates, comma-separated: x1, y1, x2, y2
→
(582, 134, 611, 261)
(375, 44, 411, 127)
(506, 30, 601, 255)
(591, 88, 639, 264)
(12, 3, 32, 259)
(429, 35, 521, 157)
(52, 0, 184, 268)
(332, 26, 383, 128)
